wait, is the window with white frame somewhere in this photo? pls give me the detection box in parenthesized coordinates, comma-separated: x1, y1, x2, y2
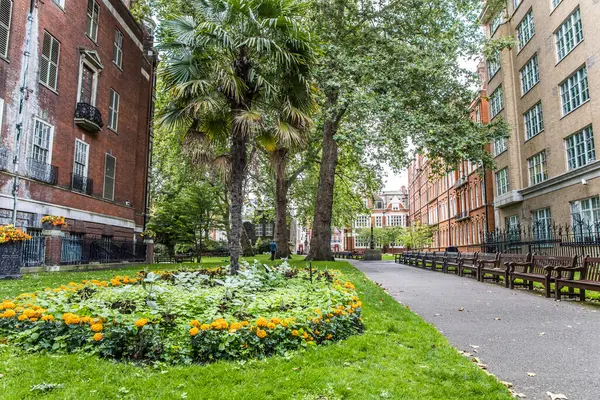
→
(560, 66, 589, 116)
(73, 140, 89, 178)
(506, 215, 520, 240)
(489, 86, 504, 118)
(552, 0, 562, 9)
(40, 31, 60, 91)
(474, 183, 479, 208)
(354, 236, 368, 248)
(113, 30, 123, 69)
(493, 138, 507, 157)
(571, 196, 600, 235)
(555, 8, 583, 61)
(527, 150, 548, 186)
(53, 0, 65, 8)
(108, 89, 120, 131)
(32, 119, 53, 164)
(265, 223, 273, 236)
(495, 168, 509, 196)
(375, 216, 382, 227)
(524, 102, 543, 140)
(0, 98, 4, 136)
(86, 0, 99, 42)
(0, 0, 13, 60)
(103, 154, 116, 200)
(354, 215, 370, 228)
(255, 223, 263, 237)
(487, 51, 500, 79)
(513, 0, 520, 9)
(533, 208, 552, 240)
(516, 9, 535, 50)
(520, 54, 539, 95)
(475, 105, 481, 124)
(565, 125, 595, 170)
(490, 12, 503, 35)
(388, 215, 403, 226)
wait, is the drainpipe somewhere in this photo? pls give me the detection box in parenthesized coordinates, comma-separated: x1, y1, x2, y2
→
(12, 0, 37, 225)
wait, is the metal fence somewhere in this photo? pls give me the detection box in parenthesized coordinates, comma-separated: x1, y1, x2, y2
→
(61, 237, 147, 265)
(22, 236, 46, 267)
(446, 223, 600, 265)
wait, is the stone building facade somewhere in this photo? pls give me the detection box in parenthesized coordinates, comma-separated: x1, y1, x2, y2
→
(0, 0, 156, 244)
(482, 0, 600, 232)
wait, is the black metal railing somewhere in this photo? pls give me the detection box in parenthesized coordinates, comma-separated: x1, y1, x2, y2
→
(61, 237, 147, 265)
(74, 102, 104, 132)
(71, 173, 93, 195)
(0, 147, 11, 172)
(26, 158, 58, 185)
(22, 237, 46, 267)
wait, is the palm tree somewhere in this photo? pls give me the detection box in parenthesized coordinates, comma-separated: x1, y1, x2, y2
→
(159, 0, 315, 273)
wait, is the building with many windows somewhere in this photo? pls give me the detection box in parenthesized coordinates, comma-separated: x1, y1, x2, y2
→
(0, 0, 156, 245)
(407, 62, 496, 250)
(481, 0, 600, 232)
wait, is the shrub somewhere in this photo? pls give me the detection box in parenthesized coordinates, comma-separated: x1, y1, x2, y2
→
(0, 261, 363, 364)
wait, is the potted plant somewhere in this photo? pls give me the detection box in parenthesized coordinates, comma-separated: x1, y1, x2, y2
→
(0, 225, 31, 279)
(41, 215, 67, 230)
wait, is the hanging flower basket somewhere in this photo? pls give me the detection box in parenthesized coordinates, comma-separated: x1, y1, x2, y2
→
(0, 225, 31, 279)
(41, 216, 67, 230)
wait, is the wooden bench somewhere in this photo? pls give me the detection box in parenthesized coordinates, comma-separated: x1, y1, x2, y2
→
(352, 250, 365, 260)
(431, 251, 446, 272)
(444, 252, 460, 274)
(174, 254, 195, 263)
(555, 256, 600, 301)
(509, 255, 577, 298)
(409, 252, 423, 267)
(420, 252, 434, 268)
(458, 252, 478, 278)
(479, 253, 530, 288)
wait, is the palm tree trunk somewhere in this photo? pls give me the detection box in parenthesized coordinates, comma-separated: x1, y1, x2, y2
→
(307, 90, 346, 262)
(273, 149, 290, 259)
(229, 131, 248, 274)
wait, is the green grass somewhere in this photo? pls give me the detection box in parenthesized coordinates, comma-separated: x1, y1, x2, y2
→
(0, 257, 511, 399)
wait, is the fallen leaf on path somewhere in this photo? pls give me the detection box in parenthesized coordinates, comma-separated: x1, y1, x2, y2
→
(501, 381, 513, 388)
(513, 392, 527, 398)
(527, 372, 536, 377)
(469, 345, 480, 349)
(539, 332, 545, 336)
(458, 307, 464, 311)
(434, 313, 441, 316)
(546, 392, 568, 400)
(495, 317, 501, 320)
(477, 363, 488, 370)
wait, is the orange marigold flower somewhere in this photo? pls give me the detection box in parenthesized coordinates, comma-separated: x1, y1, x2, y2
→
(200, 324, 210, 331)
(93, 333, 104, 341)
(256, 329, 267, 339)
(229, 322, 242, 332)
(326, 334, 333, 340)
(270, 317, 281, 325)
(211, 318, 228, 330)
(241, 321, 249, 327)
(3, 309, 17, 318)
(302, 331, 309, 339)
(267, 322, 276, 330)
(91, 323, 103, 332)
(134, 318, 149, 328)
(41, 314, 54, 322)
(189, 327, 200, 337)
(190, 320, 201, 328)
(17, 315, 27, 321)
(29, 317, 38, 322)
(291, 330, 299, 336)
(256, 317, 268, 328)
(344, 282, 355, 290)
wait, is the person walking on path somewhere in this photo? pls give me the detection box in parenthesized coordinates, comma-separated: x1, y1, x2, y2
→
(269, 240, 277, 261)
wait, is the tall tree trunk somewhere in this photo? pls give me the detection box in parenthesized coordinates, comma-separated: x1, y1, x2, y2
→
(307, 91, 346, 261)
(273, 149, 290, 259)
(228, 131, 248, 274)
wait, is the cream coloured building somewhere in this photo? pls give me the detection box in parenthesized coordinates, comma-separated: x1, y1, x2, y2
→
(482, 0, 600, 233)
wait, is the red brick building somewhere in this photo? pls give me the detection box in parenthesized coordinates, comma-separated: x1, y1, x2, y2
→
(0, 0, 155, 248)
(407, 62, 495, 251)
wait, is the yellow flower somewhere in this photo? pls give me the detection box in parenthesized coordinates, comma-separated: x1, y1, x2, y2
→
(256, 317, 268, 328)
(241, 321, 249, 327)
(200, 324, 210, 331)
(0, 301, 16, 310)
(82, 316, 91, 324)
(190, 320, 201, 328)
(30, 317, 38, 322)
(267, 322, 276, 330)
(256, 329, 267, 339)
(344, 282, 355, 290)
(270, 317, 281, 325)
(93, 333, 104, 341)
(190, 327, 200, 336)
(211, 318, 228, 330)
(134, 318, 148, 328)
(41, 315, 54, 322)
(291, 330, 299, 336)
(91, 323, 103, 332)
(18, 315, 27, 321)
(326, 334, 333, 340)
(302, 331, 309, 339)
(229, 322, 242, 332)
(3, 309, 17, 318)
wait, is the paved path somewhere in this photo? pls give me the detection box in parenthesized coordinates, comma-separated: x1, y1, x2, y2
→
(351, 260, 600, 400)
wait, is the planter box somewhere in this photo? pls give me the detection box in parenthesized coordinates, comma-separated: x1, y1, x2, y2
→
(43, 222, 61, 230)
(0, 242, 23, 279)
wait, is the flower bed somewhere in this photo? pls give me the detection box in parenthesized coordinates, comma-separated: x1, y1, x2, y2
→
(0, 261, 363, 364)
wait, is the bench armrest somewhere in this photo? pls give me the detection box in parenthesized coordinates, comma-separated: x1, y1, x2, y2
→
(554, 266, 584, 279)
(477, 260, 497, 266)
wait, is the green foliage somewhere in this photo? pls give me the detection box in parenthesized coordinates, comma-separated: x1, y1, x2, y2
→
(400, 223, 434, 250)
(483, 36, 517, 59)
(0, 261, 363, 364)
(357, 227, 405, 249)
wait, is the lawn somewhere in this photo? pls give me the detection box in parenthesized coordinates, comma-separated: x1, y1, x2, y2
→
(0, 256, 511, 399)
